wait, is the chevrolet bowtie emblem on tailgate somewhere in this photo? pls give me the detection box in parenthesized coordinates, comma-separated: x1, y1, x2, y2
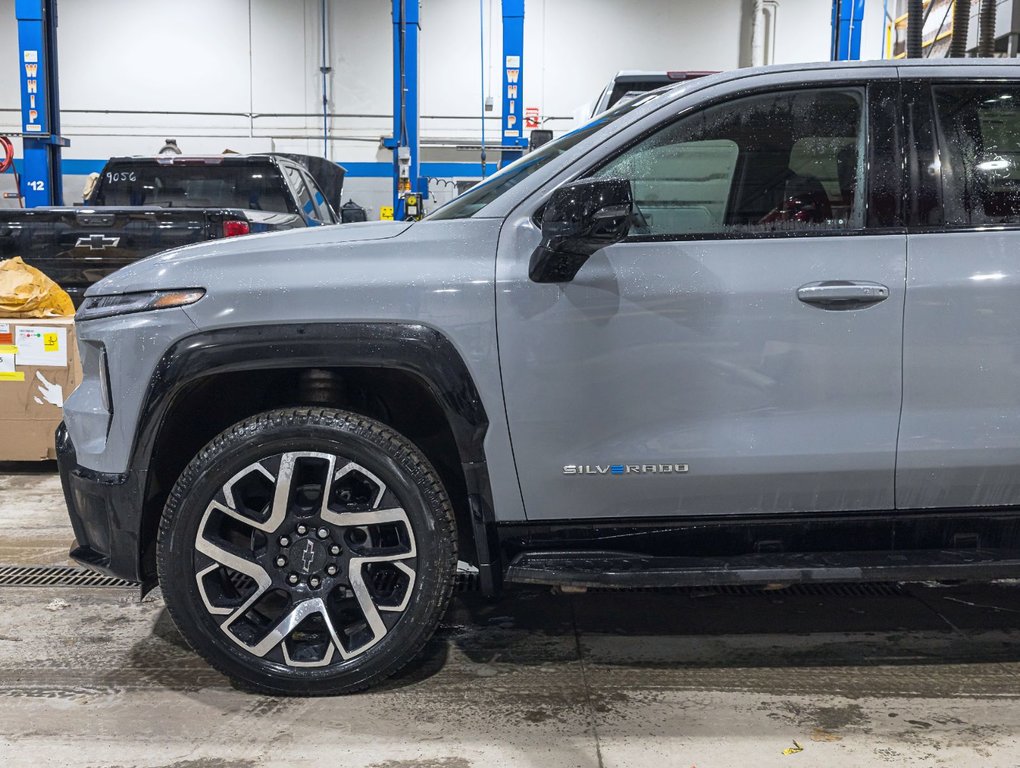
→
(75, 234, 120, 250)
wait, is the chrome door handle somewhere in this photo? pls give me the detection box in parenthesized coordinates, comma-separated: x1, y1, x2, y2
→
(796, 281, 889, 309)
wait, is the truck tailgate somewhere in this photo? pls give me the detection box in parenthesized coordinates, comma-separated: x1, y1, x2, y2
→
(0, 207, 227, 302)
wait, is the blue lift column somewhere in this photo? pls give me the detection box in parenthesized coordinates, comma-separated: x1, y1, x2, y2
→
(15, 0, 68, 207)
(499, 0, 527, 168)
(831, 0, 867, 60)
(386, 0, 424, 221)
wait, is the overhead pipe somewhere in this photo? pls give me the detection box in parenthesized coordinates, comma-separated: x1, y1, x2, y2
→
(906, 0, 924, 57)
(882, 0, 889, 57)
(479, 0, 486, 177)
(752, 0, 779, 67)
(949, 0, 971, 57)
(320, 0, 331, 159)
(978, 0, 997, 56)
(752, 0, 765, 66)
(765, 2, 779, 62)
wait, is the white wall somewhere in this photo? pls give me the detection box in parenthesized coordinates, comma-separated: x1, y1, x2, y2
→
(0, 0, 888, 214)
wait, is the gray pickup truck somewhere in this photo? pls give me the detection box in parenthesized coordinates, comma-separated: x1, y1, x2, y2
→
(0, 153, 343, 304)
(58, 59, 1020, 695)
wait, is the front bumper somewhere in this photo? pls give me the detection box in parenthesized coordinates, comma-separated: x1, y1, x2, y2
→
(56, 423, 147, 583)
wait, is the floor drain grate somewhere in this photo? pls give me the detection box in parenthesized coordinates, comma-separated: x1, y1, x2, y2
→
(0, 565, 137, 589)
(0, 565, 481, 592)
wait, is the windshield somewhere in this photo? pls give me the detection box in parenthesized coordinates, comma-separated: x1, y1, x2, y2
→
(90, 162, 295, 212)
(427, 93, 662, 221)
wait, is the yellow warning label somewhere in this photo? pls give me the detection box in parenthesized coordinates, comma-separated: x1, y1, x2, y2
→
(43, 333, 59, 352)
(0, 345, 16, 355)
(0, 371, 25, 382)
(380, 206, 394, 221)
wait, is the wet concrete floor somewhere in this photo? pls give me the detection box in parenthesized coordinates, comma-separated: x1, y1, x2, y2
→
(0, 463, 75, 568)
(3, 466, 1020, 766)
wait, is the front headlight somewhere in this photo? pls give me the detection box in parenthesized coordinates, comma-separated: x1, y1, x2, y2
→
(76, 289, 206, 322)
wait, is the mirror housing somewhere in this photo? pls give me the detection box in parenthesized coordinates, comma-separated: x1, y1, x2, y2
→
(529, 178, 634, 283)
(529, 129, 554, 150)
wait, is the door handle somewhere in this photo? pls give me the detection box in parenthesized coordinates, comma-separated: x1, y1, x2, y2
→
(796, 281, 889, 309)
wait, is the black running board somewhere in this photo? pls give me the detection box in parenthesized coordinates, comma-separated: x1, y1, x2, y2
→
(504, 548, 1020, 589)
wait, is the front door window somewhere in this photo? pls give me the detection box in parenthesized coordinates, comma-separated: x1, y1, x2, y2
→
(593, 88, 866, 236)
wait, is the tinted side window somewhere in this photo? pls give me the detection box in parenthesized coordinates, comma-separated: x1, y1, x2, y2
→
(283, 165, 318, 222)
(302, 170, 334, 223)
(934, 85, 1020, 226)
(593, 88, 866, 236)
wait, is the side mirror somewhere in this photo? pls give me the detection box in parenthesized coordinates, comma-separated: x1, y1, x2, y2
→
(529, 178, 634, 283)
(529, 129, 554, 150)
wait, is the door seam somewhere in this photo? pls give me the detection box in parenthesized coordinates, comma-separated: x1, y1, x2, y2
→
(893, 235, 908, 515)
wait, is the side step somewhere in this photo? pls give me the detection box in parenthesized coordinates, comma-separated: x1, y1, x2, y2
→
(504, 548, 1020, 589)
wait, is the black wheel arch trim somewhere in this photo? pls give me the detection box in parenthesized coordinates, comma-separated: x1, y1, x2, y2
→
(131, 321, 502, 595)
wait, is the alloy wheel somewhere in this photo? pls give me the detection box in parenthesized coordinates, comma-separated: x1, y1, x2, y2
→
(193, 451, 418, 667)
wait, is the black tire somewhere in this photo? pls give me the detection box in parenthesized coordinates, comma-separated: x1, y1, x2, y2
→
(157, 407, 457, 695)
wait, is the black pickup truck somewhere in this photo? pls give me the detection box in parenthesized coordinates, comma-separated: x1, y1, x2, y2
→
(0, 153, 345, 304)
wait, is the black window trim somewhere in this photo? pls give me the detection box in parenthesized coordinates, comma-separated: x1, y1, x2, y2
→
(560, 79, 907, 243)
(914, 76, 1020, 235)
(902, 78, 943, 231)
(299, 167, 335, 224)
(263, 158, 303, 216)
(278, 159, 315, 219)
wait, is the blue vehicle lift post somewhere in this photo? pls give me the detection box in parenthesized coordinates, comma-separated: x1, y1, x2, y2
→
(15, 0, 68, 207)
(499, 0, 527, 168)
(385, 0, 426, 221)
(831, 0, 867, 60)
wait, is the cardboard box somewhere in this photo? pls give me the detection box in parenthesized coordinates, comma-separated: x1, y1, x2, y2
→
(0, 317, 81, 461)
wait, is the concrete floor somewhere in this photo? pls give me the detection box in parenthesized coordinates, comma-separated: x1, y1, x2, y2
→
(4, 465, 1020, 766)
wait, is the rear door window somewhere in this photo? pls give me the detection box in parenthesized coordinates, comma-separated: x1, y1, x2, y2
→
(934, 84, 1020, 226)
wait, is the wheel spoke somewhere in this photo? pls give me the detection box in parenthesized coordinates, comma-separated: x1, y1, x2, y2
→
(320, 505, 416, 534)
(195, 507, 274, 630)
(333, 461, 387, 508)
(283, 637, 336, 667)
(376, 562, 416, 613)
(243, 598, 340, 660)
(326, 468, 417, 655)
(195, 516, 272, 588)
(195, 564, 233, 616)
(219, 460, 276, 530)
(266, 452, 337, 532)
